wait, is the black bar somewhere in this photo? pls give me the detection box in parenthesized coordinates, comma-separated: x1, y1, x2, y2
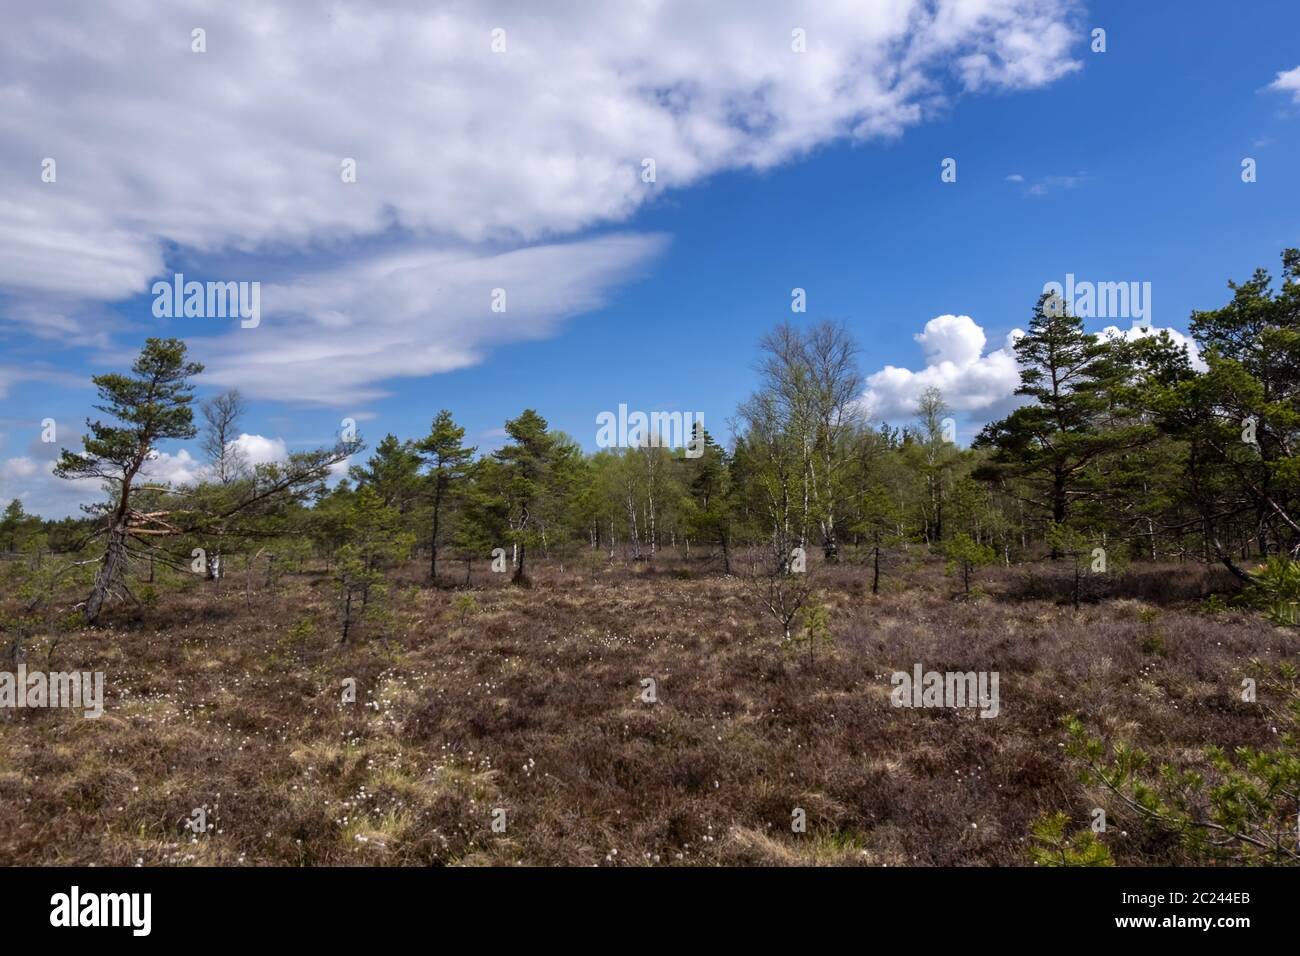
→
(2, 866, 1283, 941)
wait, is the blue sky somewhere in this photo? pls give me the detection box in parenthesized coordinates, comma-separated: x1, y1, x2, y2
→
(2, 0, 1298, 516)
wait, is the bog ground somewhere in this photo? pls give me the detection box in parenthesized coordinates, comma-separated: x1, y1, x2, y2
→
(0, 556, 1289, 866)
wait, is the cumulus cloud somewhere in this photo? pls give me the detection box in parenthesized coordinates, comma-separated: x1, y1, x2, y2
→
(0, 443, 202, 518)
(224, 432, 353, 480)
(138, 448, 204, 488)
(862, 314, 1023, 419)
(138, 435, 296, 485)
(863, 313, 1209, 424)
(230, 434, 289, 467)
(0, 432, 318, 518)
(1266, 65, 1300, 103)
(0, 437, 101, 518)
(1098, 323, 1206, 371)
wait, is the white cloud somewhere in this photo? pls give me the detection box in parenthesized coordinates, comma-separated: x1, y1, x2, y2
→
(1, 457, 40, 482)
(862, 314, 1024, 419)
(1098, 323, 1206, 371)
(864, 313, 1209, 423)
(193, 233, 669, 404)
(1266, 65, 1300, 103)
(0, 432, 323, 518)
(953, 17, 1079, 89)
(0, 449, 200, 519)
(0, 364, 86, 400)
(0, 453, 101, 518)
(230, 433, 288, 467)
(140, 435, 291, 485)
(1016, 172, 1087, 196)
(138, 448, 203, 488)
(225, 431, 355, 481)
(1, 0, 1081, 326)
(0, 0, 1090, 507)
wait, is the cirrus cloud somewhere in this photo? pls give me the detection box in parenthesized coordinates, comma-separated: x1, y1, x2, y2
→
(183, 232, 670, 404)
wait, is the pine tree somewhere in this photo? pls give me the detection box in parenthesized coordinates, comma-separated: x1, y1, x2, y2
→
(975, 294, 1138, 555)
(1, 499, 31, 552)
(53, 338, 360, 622)
(54, 338, 204, 623)
(683, 424, 735, 572)
(332, 485, 413, 643)
(1180, 249, 1300, 562)
(415, 410, 475, 583)
(494, 409, 555, 584)
(349, 434, 423, 513)
(450, 458, 508, 583)
(944, 531, 994, 595)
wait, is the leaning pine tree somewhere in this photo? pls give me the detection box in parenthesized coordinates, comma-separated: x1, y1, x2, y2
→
(55, 338, 204, 623)
(53, 337, 360, 624)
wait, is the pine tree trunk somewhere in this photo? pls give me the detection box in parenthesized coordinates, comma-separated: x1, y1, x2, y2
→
(341, 589, 352, 644)
(85, 524, 128, 624)
(430, 478, 442, 583)
(1051, 470, 1067, 558)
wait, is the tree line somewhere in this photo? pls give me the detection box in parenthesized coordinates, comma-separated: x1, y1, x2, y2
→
(5, 249, 1297, 631)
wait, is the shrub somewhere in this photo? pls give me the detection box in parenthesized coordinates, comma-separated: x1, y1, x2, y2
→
(1059, 663, 1300, 864)
(1028, 812, 1113, 866)
(452, 593, 479, 627)
(944, 533, 995, 595)
(1139, 630, 1167, 657)
(1245, 557, 1300, 626)
(790, 595, 832, 664)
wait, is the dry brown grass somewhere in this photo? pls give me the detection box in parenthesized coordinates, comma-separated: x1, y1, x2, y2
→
(0, 553, 1290, 866)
